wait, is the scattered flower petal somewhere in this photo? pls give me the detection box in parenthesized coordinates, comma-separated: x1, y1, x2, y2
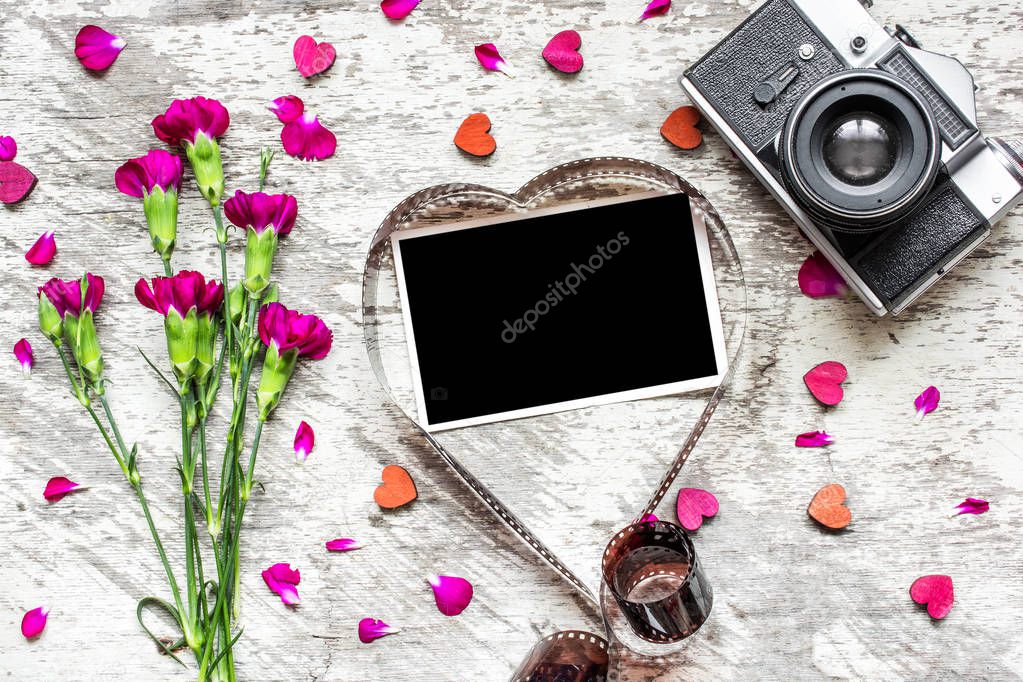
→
(381, 0, 420, 19)
(359, 617, 399, 643)
(914, 386, 940, 422)
(21, 606, 48, 639)
(281, 113, 337, 161)
(474, 43, 509, 74)
(261, 563, 301, 605)
(953, 497, 989, 516)
(0, 161, 38, 204)
(43, 476, 81, 502)
(639, 513, 658, 523)
(910, 575, 954, 619)
(25, 231, 56, 265)
(640, 0, 671, 21)
(803, 361, 847, 406)
(795, 431, 833, 447)
(542, 30, 583, 74)
(0, 136, 16, 162)
(74, 25, 126, 71)
(294, 420, 315, 462)
(325, 538, 363, 552)
(268, 95, 304, 124)
(676, 488, 718, 531)
(798, 251, 847, 299)
(293, 35, 336, 78)
(428, 575, 474, 616)
(14, 338, 33, 376)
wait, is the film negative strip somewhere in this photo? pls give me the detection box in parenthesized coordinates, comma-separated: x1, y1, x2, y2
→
(363, 158, 747, 671)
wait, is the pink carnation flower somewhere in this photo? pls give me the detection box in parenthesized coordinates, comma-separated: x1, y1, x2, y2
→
(151, 97, 230, 147)
(258, 302, 333, 360)
(38, 273, 105, 318)
(115, 149, 183, 198)
(135, 270, 224, 318)
(223, 190, 298, 235)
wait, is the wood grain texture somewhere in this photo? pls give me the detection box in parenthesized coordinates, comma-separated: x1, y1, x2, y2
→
(1, 1, 1021, 680)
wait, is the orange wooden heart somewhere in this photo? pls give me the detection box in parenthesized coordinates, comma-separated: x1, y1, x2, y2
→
(374, 464, 418, 509)
(660, 106, 703, 150)
(454, 113, 496, 157)
(807, 483, 851, 529)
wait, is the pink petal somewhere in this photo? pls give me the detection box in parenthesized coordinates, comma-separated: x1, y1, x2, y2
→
(21, 606, 48, 639)
(25, 231, 56, 265)
(798, 251, 847, 299)
(428, 575, 474, 616)
(74, 25, 126, 71)
(914, 386, 940, 422)
(795, 431, 834, 447)
(953, 497, 989, 516)
(325, 538, 363, 552)
(910, 575, 954, 619)
(474, 43, 508, 73)
(14, 338, 33, 376)
(381, 0, 420, 19)
(639, 513, 658, 523)
(294, 420, 315, 462)
(640, 0, 671, 20)
(43, 476, 81, 502)
(0, 136, 16, 162)
(359, 617, 399, 643)
(676, 488, 719, 531)
(268, 95, 305, 124)
(281, 113, 337, 161)
(261, 563, 301, 605)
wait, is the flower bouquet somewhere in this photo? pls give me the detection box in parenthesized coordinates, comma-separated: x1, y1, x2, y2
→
(35, 96, 332, 681)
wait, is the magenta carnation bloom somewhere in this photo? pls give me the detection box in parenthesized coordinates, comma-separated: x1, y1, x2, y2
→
(115, 149, 183, 197)
(135, 270, 224, 318)
(223, 190, 297, 236)
(151, 97, 230, 147)
(39, 273, 105, 319)
(258, 303, 332, 360)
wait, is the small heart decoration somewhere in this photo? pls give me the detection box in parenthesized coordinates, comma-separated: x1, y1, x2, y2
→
(676, 488, 718, 531)
(454, 113, 496, 157)
(803, 361, 848, 406)
(293, 35, 336, 78)
(0, 162, 37, 204)
(660, 106, 702, 150)
(910, 574, 954, 619)
(542, 30, 583, 74)
(374, 464, 418, 509)
(807, 483, 851, 529)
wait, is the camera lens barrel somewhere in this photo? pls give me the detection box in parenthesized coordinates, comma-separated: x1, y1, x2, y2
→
(780, 70, 941, 231)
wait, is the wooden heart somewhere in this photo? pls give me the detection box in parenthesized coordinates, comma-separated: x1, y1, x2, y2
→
(807, 483, 851, 529)
(0, 161, 37, 204)
(374, 464, 418, 509)
(293, 35, 336, 78)
(660, 106, 703, 150)
(454, 113, 496, 157)
(803, 361, 847, 406)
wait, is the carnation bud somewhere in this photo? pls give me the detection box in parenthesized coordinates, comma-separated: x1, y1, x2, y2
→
(194, 312, 216, 386)
(66, 310, 104, 392)
(185, 131, 225, 207)
(243, 227, 279, 296)
(164, 307, 199, 390)
(227, 283, 245, 327)
(38, 295, 63, 345)
(142, 185, 178, 262)
(255, 342, 298, 421)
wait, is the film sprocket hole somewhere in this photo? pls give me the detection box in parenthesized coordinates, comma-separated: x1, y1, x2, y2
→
(680, 0, 1023, 316)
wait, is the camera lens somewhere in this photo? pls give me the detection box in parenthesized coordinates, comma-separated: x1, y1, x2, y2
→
(822, 113, 900, 187)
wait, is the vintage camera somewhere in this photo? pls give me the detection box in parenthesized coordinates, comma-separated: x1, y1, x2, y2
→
(680, 0, 1023, 315)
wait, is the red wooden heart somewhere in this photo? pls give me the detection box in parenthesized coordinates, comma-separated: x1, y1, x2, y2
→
(542, 30, 583, 74)
(910, 575, 954, 619)
(807, 483, 851, 529)
(454, 113, 496, 157)
(803, 361, 847, 406)
(374, 464, 418, 509)
(0, 162, 37, 204)
(294, 35, 336, 78)
(660, 106, 702, 150)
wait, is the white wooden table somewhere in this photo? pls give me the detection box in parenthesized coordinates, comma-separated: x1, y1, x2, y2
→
(1, 1, 1021, 679)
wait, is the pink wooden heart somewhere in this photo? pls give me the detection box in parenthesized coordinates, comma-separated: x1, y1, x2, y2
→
(542, 30, 583, 74)
(676, 488, 718, 531)
(910, 575, 954, 619)
(293, 35, 336, 78)
(0, 161, 37, 204)
(803, 361, 847, 406)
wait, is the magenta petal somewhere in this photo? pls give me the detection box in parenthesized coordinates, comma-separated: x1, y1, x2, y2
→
(798, 251, 847, 299)
(359, 617, 399, 643)
(43, 476, 81, 502)
(262, 563, 301, 605)
(269, 95, 304, 124)
(914, 386, 940, 421)
(639, 513, 658, 523)
(14, 338, 33, 376)
(281, 113, 337, 161)
(25, 231, 56, 265)
(0, 136, 16, 162)
(75, 25, 126, 71)
(954, 497, 989, 516)
(294, 420, 315, 462)
(474, 43, 507, 73)
(795, 431, 834, 447)
(640, 0, 671, 20)
(428, 575, 474, 617)
(381, 0, 420, 19)
(21, 606, 48, 639)
(325, 538, 363, 552)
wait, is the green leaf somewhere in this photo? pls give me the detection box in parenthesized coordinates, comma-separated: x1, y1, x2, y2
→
(208, 626, 244, 671)
(137, 346, 178, 395)
(136, 596, 186, 666)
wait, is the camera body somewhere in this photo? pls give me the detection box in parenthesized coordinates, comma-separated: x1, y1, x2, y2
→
(680, 0, 1023, 315)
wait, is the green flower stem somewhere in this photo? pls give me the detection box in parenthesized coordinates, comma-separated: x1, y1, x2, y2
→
(179, 393, 202, 652)
(162, 257, 174, 277)
(99, 394, 130, 462)
(198, 417, 215, 534)
(56, 345, 88, 407)
(229, 419, 263, 622)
